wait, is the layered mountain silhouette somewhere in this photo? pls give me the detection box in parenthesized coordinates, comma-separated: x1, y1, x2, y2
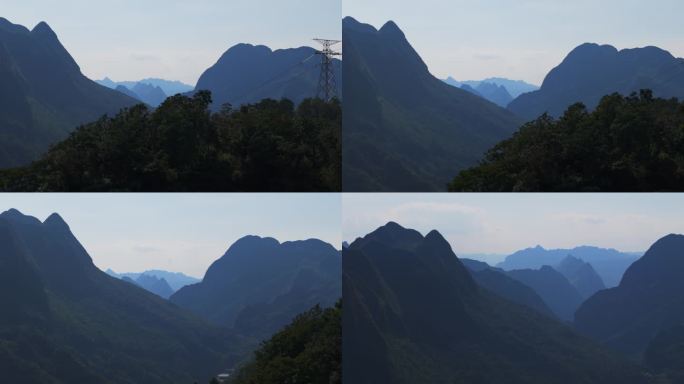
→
(445, 77, 539, 98)
(556, 255, 606, 299)
(508, 43, 684, 121)
(444, 79, 514, 107)
(193, 43, 341, 110)
(343, 222, 646, 383)
(0, 18, 137, 168)
(114, 273, 174, 298)
(461, 259, 554, 318)
(171, 236, 341, 340)
(575, 234, 684, 358)
(498, 245, 640, 287)
(0, 209, 244, 383)
(107, 269, 200, 292)
(97, 77, 193, 97)
(342, 17, 522, 191)
(507, 266, 584, 321)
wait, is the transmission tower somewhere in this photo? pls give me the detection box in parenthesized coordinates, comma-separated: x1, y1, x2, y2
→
(314, 38, 341, 101)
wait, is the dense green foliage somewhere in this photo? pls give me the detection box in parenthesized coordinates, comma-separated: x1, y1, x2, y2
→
(450, 91, 684, 191)
(0, 92, 341, 192)
(229, 302, 341, 384)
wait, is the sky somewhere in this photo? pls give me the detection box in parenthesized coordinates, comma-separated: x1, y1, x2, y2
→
(343, 194, 684, 264)
(344, 0, 684, 85)
(3, 0, 341, 85)
(0, 194, 341, 278)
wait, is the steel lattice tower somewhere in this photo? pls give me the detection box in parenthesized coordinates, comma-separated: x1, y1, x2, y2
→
(314, 38, 341, 101)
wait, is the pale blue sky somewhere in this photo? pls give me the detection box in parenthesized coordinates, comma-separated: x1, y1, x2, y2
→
(4, 0, 340, 84)
(1, 194, 341, 277)
(343, 194, 684, 262)
(344, 0, 684, 85)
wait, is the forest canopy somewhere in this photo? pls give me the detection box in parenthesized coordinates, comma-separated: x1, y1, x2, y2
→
(450, 90, 684, 192)
(0, 92, 341, 192)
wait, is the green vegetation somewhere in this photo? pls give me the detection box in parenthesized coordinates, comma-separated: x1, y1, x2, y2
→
(450, 90, 684, 192)
(0, 91, 341, 192)
(229, 302, 341, 384)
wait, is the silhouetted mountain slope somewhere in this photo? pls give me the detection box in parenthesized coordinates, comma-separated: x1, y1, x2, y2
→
(231, 302, 341, 384)
(507, 266, 584, 321)
(131, 82, 167, 107)
(575, 234, 684, 358)
(342, 17, 522, 191)
(194, 43, 340, 110)
(474, 81, 514, 107)
(0, 18, 137, 168)
(107, 269, 201, 292)
(508, 43, 684, 121)
(0, 209, 245, 384)
(344, 222, 646, 384)
(461, 259, 554, 318)
(171, 236, 341, 340)
(556, 255, 606, 299)
(445, 77, 539, 98)
(498, 245, 640, 287)
(644, 324, 684, 381)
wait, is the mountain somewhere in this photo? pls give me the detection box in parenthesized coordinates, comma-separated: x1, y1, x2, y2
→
(343, 222, 646, 383)
(575, 234, 684, 358)
(0, 18, 137, 168)
(230, 302, 341, 384)
(97, 77, 194, 96)
(114, 84, 139, 100)
(461, 259, 554, 318)
(106, 269, 200, 292)
(507, 266, 584, 321)
(446, 80, 514, 107)
(644, 324, 684, 381)
(508, 43, 684, 121)
(0, 209, 245, 383)
(130, 82, 167, 106)
(556, 255, 606, 299)
(171, 236, 341, 340)
(445, 77, 539, 99)
(194, 43, 341, 110)
(342, 17, 522, 191)
(134, 274, 174, 299)
(497, 245, 641, 287)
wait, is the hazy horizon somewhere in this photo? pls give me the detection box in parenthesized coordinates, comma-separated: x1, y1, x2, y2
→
(0, 194, 342, 277)
(3, 0, 341, 85)
(344, 0, 684, 85)
(343, 194, 684, 258)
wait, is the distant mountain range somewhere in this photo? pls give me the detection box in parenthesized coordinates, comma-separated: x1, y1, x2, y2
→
(106, 269, 200, 292)
(508, 43, 684, 121)
(97, 77, 194, 96)
(443, 77, 539, 107)
(497, 245, 641, 287)
(342, 17, 521, 191)
(556, 255, 606, 299)
(0, 18, 137, 168)
(194, 43, 341, 110)
(0, 209, 245, 383)
(171, 236, 341, 340)
(343, 222, 646, 383)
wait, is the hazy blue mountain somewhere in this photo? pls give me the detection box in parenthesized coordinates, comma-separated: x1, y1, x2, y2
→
(106, 269, 201, 292)
(171, 236, 341, 340)
(507, 266, 584, 321)
(131, 82, 166, 106)
(194, 43, 340, 110)
(97, 77, 193, 97)
(0, 209, 245, 383)
(134, 274, 174, 299)
(556, 255, 606, 299)
(508, 43, 684, 121)
(474, 81, 514, 107)
(342, 17, 522, 191)
(443, 77, 539, 98)
(575, 234, 684, 358)
(0, 18, 137, 168)
(115, 84, 140, 100)
(344, 222, 646, 383)
(461, 259, 554, 318)
(497, 245, 641, 287)
(459, 83, 483, 97)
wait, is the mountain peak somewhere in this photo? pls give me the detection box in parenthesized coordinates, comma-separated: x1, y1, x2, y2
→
(31, 21, 57, 38)
(379, 20, 404, 37)
(43, 212, 70, 230)
(0, 209, 42, 226)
